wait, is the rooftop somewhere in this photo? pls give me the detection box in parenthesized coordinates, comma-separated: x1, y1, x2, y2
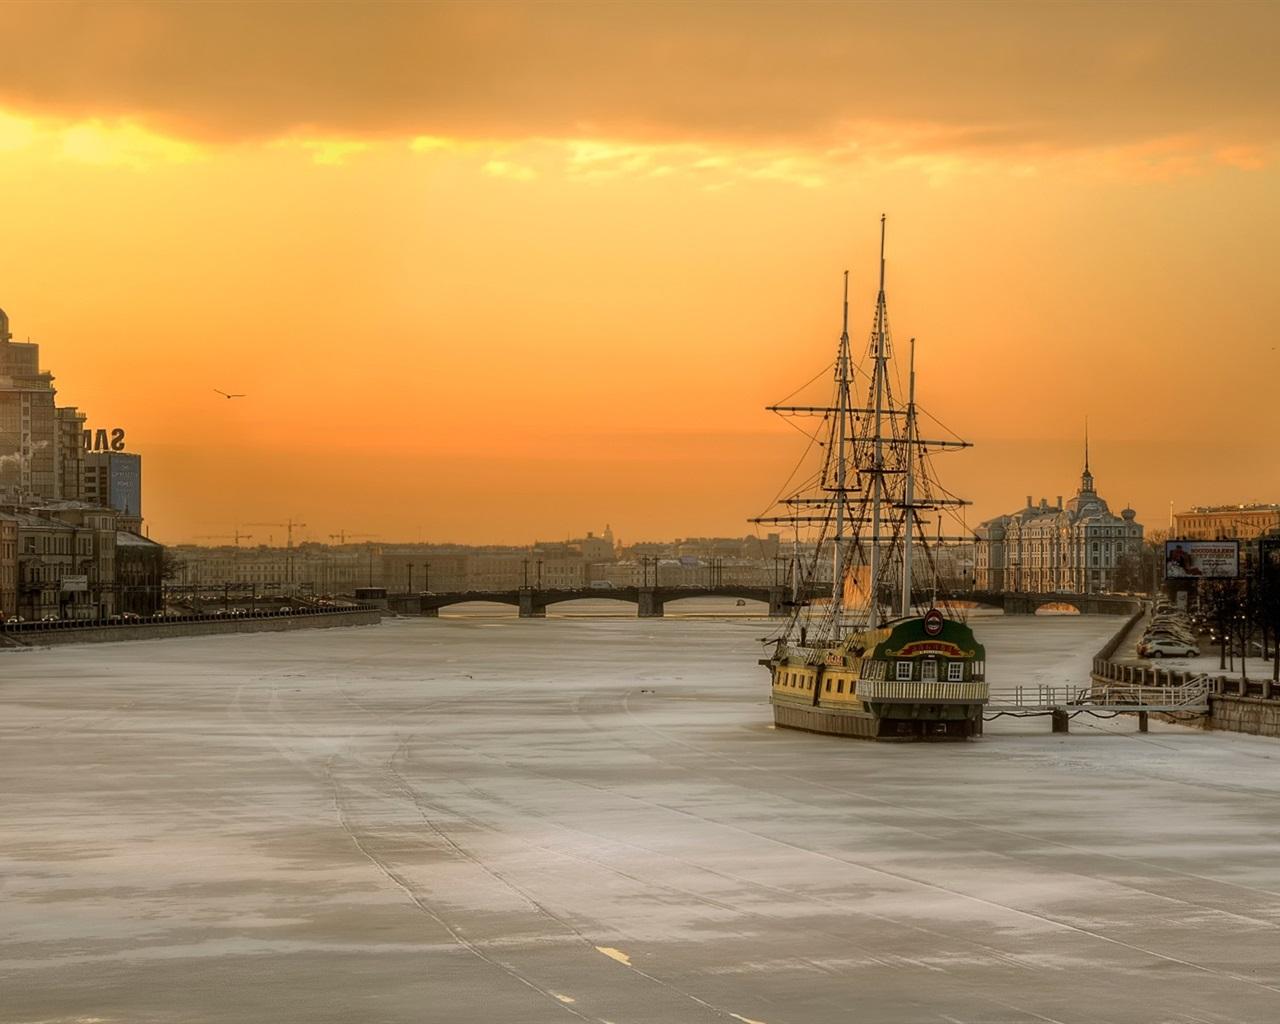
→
(1182, 503, 1280, 514)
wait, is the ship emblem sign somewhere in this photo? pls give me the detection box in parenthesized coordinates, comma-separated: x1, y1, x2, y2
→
(923, 608, 944, 636)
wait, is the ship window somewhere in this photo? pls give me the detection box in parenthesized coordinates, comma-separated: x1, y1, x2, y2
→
(895, 661, 913, 681)
(948, 662, 964, 681)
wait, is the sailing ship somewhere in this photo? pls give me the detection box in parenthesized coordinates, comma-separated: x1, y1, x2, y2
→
(753, 218, 988, 741)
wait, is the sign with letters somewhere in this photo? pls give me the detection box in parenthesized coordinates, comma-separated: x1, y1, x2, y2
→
(83, 428, 127, 452)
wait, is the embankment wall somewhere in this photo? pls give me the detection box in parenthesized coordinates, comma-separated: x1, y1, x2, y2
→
(1090, 602, 1280, 738)
(2, 609, 381, 647)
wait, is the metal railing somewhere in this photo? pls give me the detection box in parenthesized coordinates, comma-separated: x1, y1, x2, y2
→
(987, 677, 1211, 712)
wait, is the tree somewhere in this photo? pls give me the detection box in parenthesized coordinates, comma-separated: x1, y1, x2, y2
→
(1139, 528, 1171, 596)
(1199, 579, 1242, 672)
(1114, 548, 1145, 594)
(160, 549, 185, 583)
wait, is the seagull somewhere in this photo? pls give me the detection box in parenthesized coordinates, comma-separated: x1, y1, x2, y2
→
(214, 389, 247, 399)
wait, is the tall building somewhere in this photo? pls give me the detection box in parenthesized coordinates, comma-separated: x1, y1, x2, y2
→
(83, 451, 143, 532)
(0, 308, 86, 503)
(975, 441, 1143, 595)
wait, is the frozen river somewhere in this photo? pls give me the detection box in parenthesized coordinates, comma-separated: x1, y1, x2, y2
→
(4, 610, 1280, 1023)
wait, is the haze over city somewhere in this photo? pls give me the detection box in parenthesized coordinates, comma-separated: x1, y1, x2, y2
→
(0, 2, 1276, 544)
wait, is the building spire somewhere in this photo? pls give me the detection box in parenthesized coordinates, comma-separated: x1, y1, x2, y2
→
(1081, 418, 1095, 494)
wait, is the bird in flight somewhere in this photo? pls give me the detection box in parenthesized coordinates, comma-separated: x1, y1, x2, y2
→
(214, 389, 247, 399)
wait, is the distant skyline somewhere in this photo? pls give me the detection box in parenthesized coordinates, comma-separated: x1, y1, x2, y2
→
(0, 2, 1275, 544)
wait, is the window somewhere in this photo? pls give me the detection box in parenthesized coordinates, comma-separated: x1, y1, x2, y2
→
(824, 679, 831, 693)
(836, 680, 844, 693)
(948, 662, 964, 681)
(922, 660, 938, 682)
(895, 661, 913, 681)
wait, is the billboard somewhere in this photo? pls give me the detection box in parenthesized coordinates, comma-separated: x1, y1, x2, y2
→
(1164, 540, 1239, 579)
(108, 452, 142, 517)
(61, 575, 89, 592)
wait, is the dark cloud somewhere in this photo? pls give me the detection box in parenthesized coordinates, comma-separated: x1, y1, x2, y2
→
(0, 1, 1275, 150)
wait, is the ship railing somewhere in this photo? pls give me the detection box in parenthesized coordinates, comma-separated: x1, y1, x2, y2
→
(856, 679, 989, 704)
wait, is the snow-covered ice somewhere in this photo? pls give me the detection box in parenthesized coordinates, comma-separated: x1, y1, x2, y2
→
(4, 608, 1280, 1024)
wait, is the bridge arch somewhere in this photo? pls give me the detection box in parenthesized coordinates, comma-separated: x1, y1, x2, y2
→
(541, 594, 643, 615)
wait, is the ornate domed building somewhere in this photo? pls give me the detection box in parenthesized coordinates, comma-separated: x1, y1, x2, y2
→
(975, 438, 1143, 595)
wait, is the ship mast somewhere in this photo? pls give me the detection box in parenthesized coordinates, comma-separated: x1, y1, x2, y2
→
(868, 215, 888, 629)
(832, 270, 852, 633)
(900, 337, 917, 618)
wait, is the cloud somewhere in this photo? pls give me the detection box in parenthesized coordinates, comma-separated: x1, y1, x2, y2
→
(482, 159, 536, 181)
(0, 108, 201, 167)
(273, 136, 370, 166)
(0, 1, 1274, 165)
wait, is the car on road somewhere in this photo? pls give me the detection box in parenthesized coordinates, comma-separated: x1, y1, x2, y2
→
(1138, 637, 1200, 658)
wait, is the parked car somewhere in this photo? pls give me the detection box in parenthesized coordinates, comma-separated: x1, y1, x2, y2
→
(1139, 637, 1200, 658)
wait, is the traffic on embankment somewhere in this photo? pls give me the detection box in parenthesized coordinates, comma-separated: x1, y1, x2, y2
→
(0, 603, 380, 647)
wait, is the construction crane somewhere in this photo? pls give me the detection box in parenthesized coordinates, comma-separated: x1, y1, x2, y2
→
(328, 531, 378, 545)
(193, 528, 254, 547)
(246, 518, 308, 549)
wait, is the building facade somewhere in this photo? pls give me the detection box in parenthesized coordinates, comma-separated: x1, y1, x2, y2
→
(0, 514, 16, 619)
(1173, 504, 1280, 541)
(5, 504, 119, 620)
(975, 450, 1143, 595)
(0, 308, 86, 503)
(115, 531, 165, 615)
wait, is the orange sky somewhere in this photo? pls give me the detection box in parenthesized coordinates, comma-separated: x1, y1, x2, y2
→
(0, 2, 1276, 546)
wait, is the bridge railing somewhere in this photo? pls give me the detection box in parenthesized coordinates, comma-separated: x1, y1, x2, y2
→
(987, 685, 1084, 709)
(988, 679, 1211, 711)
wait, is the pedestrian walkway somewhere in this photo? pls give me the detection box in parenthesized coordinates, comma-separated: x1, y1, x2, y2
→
(986, 677, 1211, 733)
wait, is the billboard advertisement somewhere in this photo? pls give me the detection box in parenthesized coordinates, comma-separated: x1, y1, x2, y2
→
(108, 452, 142, 517)
(1164, 540, 1239, 579)
(61, 575, 89, 593)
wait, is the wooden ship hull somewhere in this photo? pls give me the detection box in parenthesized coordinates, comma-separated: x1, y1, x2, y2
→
(764, 615, 989, 741)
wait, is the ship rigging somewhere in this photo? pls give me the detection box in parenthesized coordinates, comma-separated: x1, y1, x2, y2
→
(752, 216, 973, 639)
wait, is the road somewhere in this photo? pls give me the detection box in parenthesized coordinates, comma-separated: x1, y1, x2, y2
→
(4, 611, 1280, 1023)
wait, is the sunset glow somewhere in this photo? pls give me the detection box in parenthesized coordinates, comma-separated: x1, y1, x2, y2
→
(0, 2, 1275, 544)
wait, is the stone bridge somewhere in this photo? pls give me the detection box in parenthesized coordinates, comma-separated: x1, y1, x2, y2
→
(386, 586, 1139, 619)
(946, 590, 1142, 616)
(387, 585, 816, 618)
